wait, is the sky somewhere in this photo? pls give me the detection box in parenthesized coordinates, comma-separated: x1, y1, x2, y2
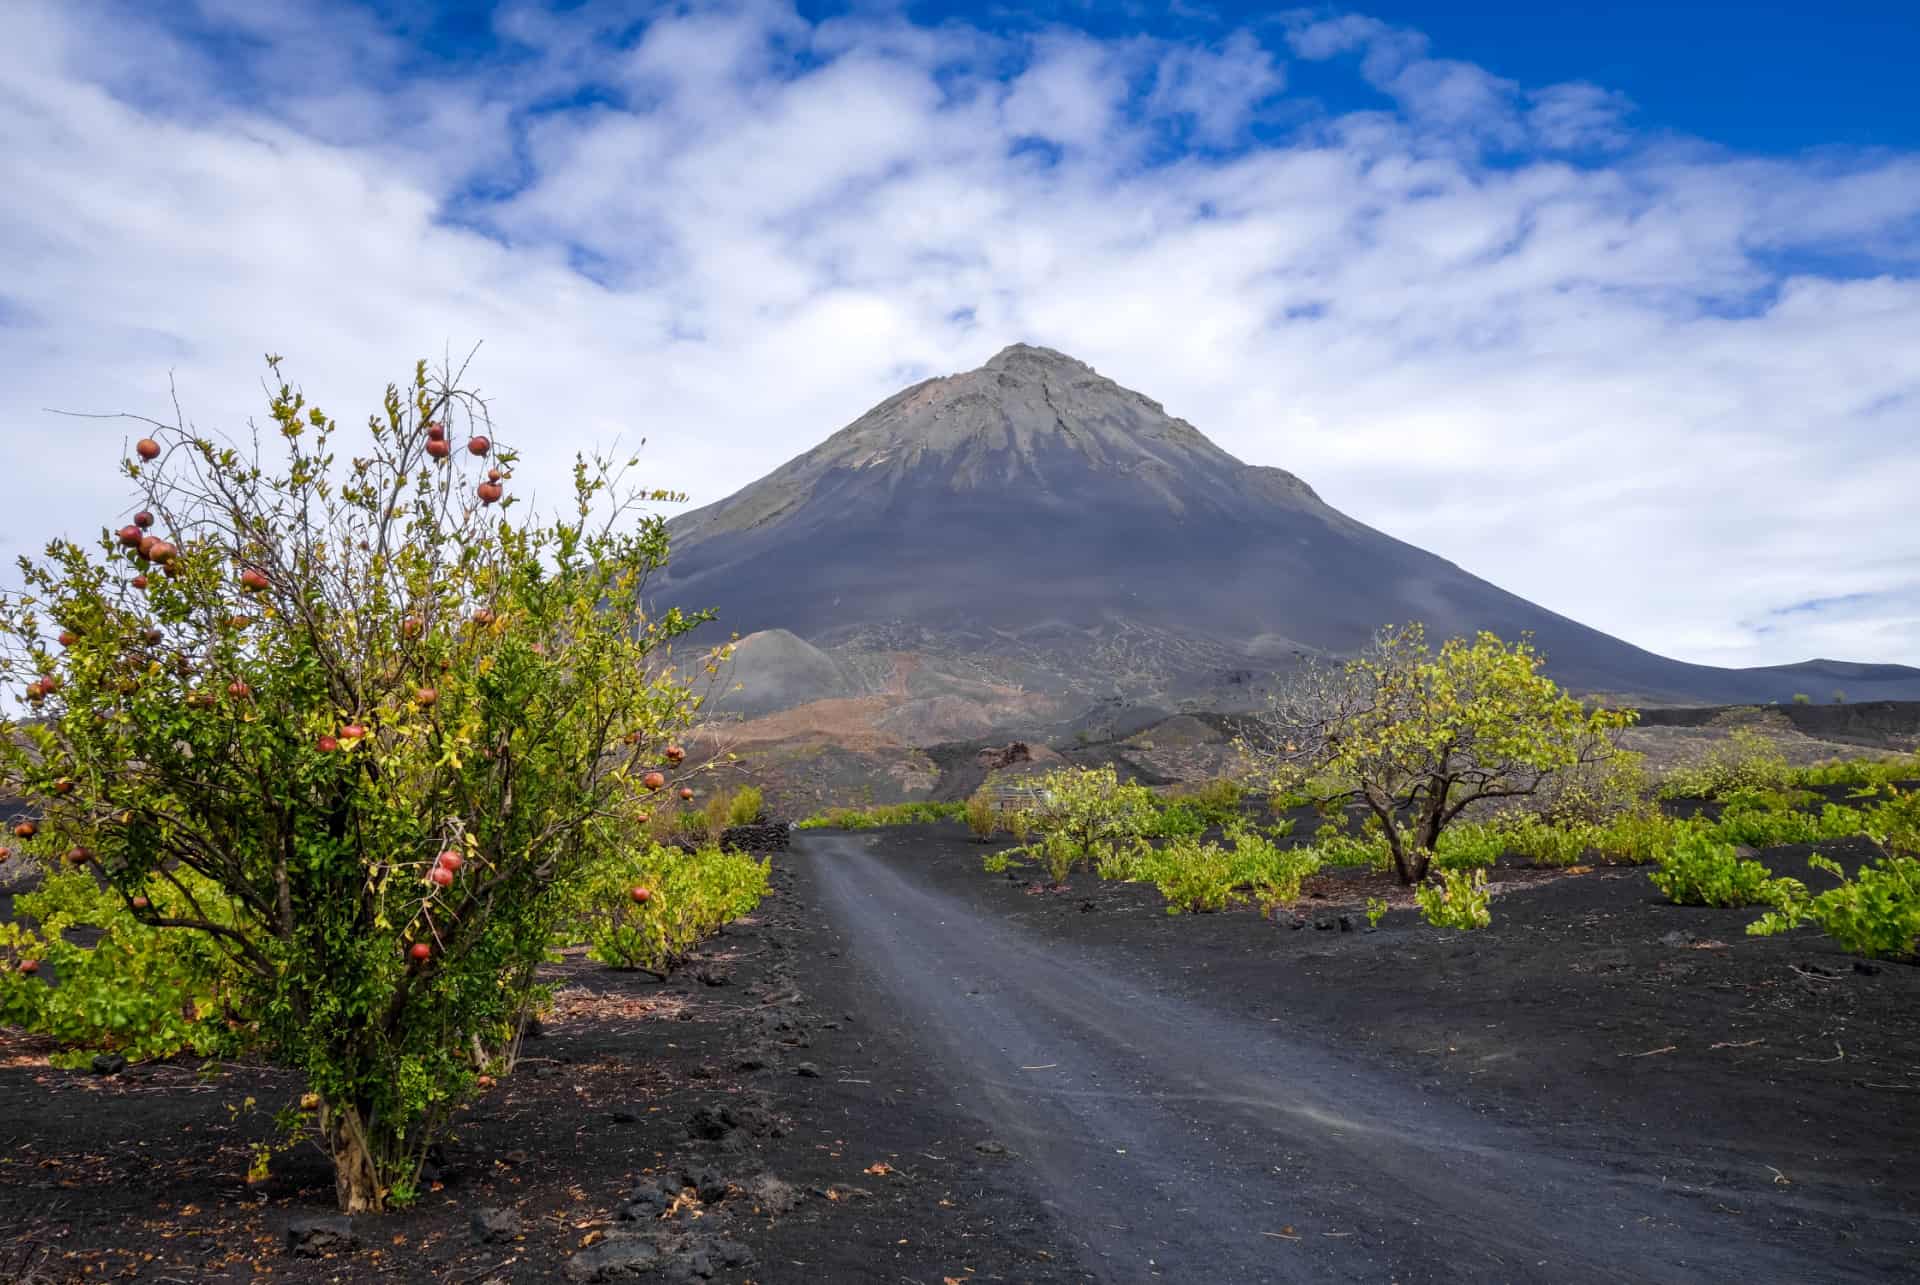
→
(0, 0, 1916, 671)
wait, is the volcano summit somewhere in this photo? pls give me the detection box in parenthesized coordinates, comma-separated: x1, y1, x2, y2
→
(660, 344, 1920, 718)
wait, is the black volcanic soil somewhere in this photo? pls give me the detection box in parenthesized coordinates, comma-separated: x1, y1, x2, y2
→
(6, 827, 1919, 1283)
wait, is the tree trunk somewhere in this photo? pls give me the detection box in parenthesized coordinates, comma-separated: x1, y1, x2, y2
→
(1365, 789, 1426, 885)
(321, 1102, 385, 1213)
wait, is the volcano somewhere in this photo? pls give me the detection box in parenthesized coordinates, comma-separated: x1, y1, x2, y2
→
(659, 344, 1920, 716)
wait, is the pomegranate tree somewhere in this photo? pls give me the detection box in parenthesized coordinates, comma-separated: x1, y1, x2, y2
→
(0, 355, 722, 1212)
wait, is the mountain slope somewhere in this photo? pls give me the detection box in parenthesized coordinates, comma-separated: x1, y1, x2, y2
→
(662, 344, 1920, 711)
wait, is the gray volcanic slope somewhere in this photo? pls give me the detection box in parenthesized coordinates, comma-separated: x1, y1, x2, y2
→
(660, 344, 1920, 706)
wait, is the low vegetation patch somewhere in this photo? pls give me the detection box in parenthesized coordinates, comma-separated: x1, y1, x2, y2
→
(797, 801, 968, 829)
(1749, 853, 1920, 962)
(1415, 868, 1491, 930)
(1649, 834, 1803, 909)
(561, 841, 770, 976)
(0, 865, 252, 1067)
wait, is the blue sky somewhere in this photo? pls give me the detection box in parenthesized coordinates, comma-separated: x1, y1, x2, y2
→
(0, 0, 1916, 669)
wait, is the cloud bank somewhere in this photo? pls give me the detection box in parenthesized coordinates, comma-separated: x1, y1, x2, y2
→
(0, 0, 1915, 669)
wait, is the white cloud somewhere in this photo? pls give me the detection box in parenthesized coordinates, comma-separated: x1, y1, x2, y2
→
(0, 0, 1917, 672)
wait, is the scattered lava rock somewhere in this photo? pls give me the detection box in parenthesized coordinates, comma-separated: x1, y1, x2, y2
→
(470, 1206, 522, 1245)
(685, 1104, 739, 1140)
(565, 1234, 662, 1281)
(745, 1172, 799, 1215)
(90, 1053, 127, 1076)
(720, 821, 790, 853)
(683, 1165, 730, 1203)
(285, 1215, 358, 1258)
(793, 1061, 821, 1078)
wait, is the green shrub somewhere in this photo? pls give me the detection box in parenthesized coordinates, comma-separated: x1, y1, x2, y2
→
(1365, 896, 1389, 927)
(1649, 834, 1803, 908)
(1590, 809, 1694, 864)
(1002, 766, 1160, 883)
(964, 791, 998, 841)
(1165, 778, 1245, 826)
(724, 785, 764, 828)
(1659, 728, 1793, 800)
(0, 864, 252, 1067)
(1704, 792, 1869, 848)
(1150, 801, 1208, 840)
(1432, 821, 1507, 870)
(1792, 693, 1812, 705)
(1534, 749, 1652, 826)
(797, 801, 968, 829)
(1500, 813, 1596, 866)
(1749, 854, 1920, 961)
(1303, 824, 1394, 871)
(1788, 753, 1920, 790)
(1140, 838, 1237, 914)
(1870, 788, 1920, 855)
(564, 842, 769, 975)
(1416, 869, 1490, 929)
(1226, 825, 1319, 914)
(1130, 825, 1320, 916)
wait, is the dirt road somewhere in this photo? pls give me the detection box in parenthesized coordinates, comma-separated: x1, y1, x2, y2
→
(797, 830, 1899, 1284)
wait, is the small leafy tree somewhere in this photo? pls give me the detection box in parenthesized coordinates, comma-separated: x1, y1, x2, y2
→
(1008, 765, 1159, 887)
(1242, 625, 1635, 884)
(0, 356, 721, 1211)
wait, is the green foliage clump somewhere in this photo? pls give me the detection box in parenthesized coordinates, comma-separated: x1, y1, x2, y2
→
(964, 791, 998, 841)
(1649, 834, 1803, 908)
(1228, 824, 1317, 914)
(797, 801, 967, 829)
(1787, 752, 1920, 790)
(999, 765, 1160, 886)
(1749, 854, 1920, 961)
(725, 785, 765, 828)
(1130, 823, 1319, 916)
(1162, 778, 1245, 826)
(1589, 809, 1696, 864)
(563, 842, 769, 975)
(1149, 801, 1209, 840)
(1365, 896, 1390, 927)
(1416, 869, 1490, 929)
(1498, 813, 1596, 866)
(1533, 749, 1651, 826)
(1659, 728, 1792, 800)
(1707, 791, 1868, 848)
(1300, 823, 1395, 871)
(1138, 837, 1236, 913)
(1791, 693, 1812, 705)
(1432, 821, 1507, 870)
(0, 864, 250, 1067)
